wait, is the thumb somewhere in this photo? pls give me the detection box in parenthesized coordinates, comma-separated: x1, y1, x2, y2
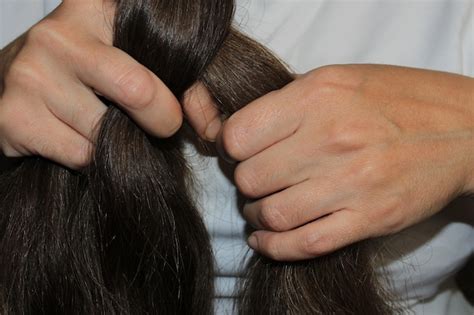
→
(183, 83, 222, 141)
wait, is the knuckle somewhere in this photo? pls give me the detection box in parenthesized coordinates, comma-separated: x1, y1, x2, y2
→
(300, 66, 361, 107)
(347, 153, 386, 187)
(323, 122, 368, 154)
(361, 160, 385, 186)
(33, 137, 55, 158)
(160, 107, 183, 137)
(182, 93, 201, 116)
(323, 130, 353, 153)
(308, 65, 358, 88)
(27, 19, 66, 51)
(378, 216, 399, 235)
(35, 136, 90, 169)
(259, 200, 287, 232)
(61, 139, 91, 169)
(221, 117, 245, 160)
(182, 84, 207, 114)
(7, 59, 45, 91)
(1, 143, 20, 157)
(115, 67, 155, 110)
(300, 67, 341, 100)
(68, 102, 103, 136)
(70, 104, 88, 128)
(263, 235, 284, 261)
(350, 159, 378, 186)
(0, 102, 32, 139)
(89, 109, 107, 134)
(0, 104, 42, 156)
(311, 65, 345, 82)
(384, 214, 406, 234)
(375, 200, 406, 234)
(68, 148, 91, 169)
(302, 232, 332, 257)
(0, 104, 13, 132)
(234, 164, 259, 197)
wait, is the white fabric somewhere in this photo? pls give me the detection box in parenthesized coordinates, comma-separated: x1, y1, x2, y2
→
(0, 0, 58, 45)
(1, 1, 473, 314)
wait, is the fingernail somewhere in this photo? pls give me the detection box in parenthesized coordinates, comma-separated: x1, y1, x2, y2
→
(204, 118, 222, 142)
(247, 234, 259, 250)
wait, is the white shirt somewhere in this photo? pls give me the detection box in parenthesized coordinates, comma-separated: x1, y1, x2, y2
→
(1, 1, 473, 314)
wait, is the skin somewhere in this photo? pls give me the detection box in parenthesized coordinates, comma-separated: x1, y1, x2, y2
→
(0, 0, 216, 169)
(219, 65, 474, 261)
(1, 1, 473, 261)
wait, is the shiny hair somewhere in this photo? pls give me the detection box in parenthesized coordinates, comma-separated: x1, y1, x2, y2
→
(0, 0, 393, 313)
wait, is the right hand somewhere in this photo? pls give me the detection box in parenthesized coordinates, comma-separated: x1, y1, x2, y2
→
(0, 0, 187, 169)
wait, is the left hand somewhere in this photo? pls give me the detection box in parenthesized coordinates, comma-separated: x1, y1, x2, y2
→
(214, 64, 474, 261)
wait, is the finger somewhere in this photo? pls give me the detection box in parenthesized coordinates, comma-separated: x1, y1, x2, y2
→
(74, 45, 182, 137)
(243, 179, 350, 232)
(218, 88, 302, 161)
(46, 81, 107, 141)
(1, 141, 22, 158)
(182, 83, 221, 141)
(247, 210, 370, 261)
(30, 121, 92, 169)
(233, 138, 309, 198)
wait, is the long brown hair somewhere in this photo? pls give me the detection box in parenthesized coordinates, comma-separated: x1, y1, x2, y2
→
(0, 0, 394, 313)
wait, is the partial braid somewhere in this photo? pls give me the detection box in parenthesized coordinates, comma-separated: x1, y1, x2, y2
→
(0, 0, 394, 314)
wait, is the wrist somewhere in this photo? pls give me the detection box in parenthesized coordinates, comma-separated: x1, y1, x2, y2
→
(439, 71, 474, 196)
(466, 136, 474, 195)
(462, 79, 474, 195)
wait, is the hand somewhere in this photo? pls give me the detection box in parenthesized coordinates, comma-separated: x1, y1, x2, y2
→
(217, 64, 474, 261)
(0, 0, 218, 169)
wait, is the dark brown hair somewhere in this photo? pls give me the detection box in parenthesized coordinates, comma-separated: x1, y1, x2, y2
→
(0, 0, 394, 313)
